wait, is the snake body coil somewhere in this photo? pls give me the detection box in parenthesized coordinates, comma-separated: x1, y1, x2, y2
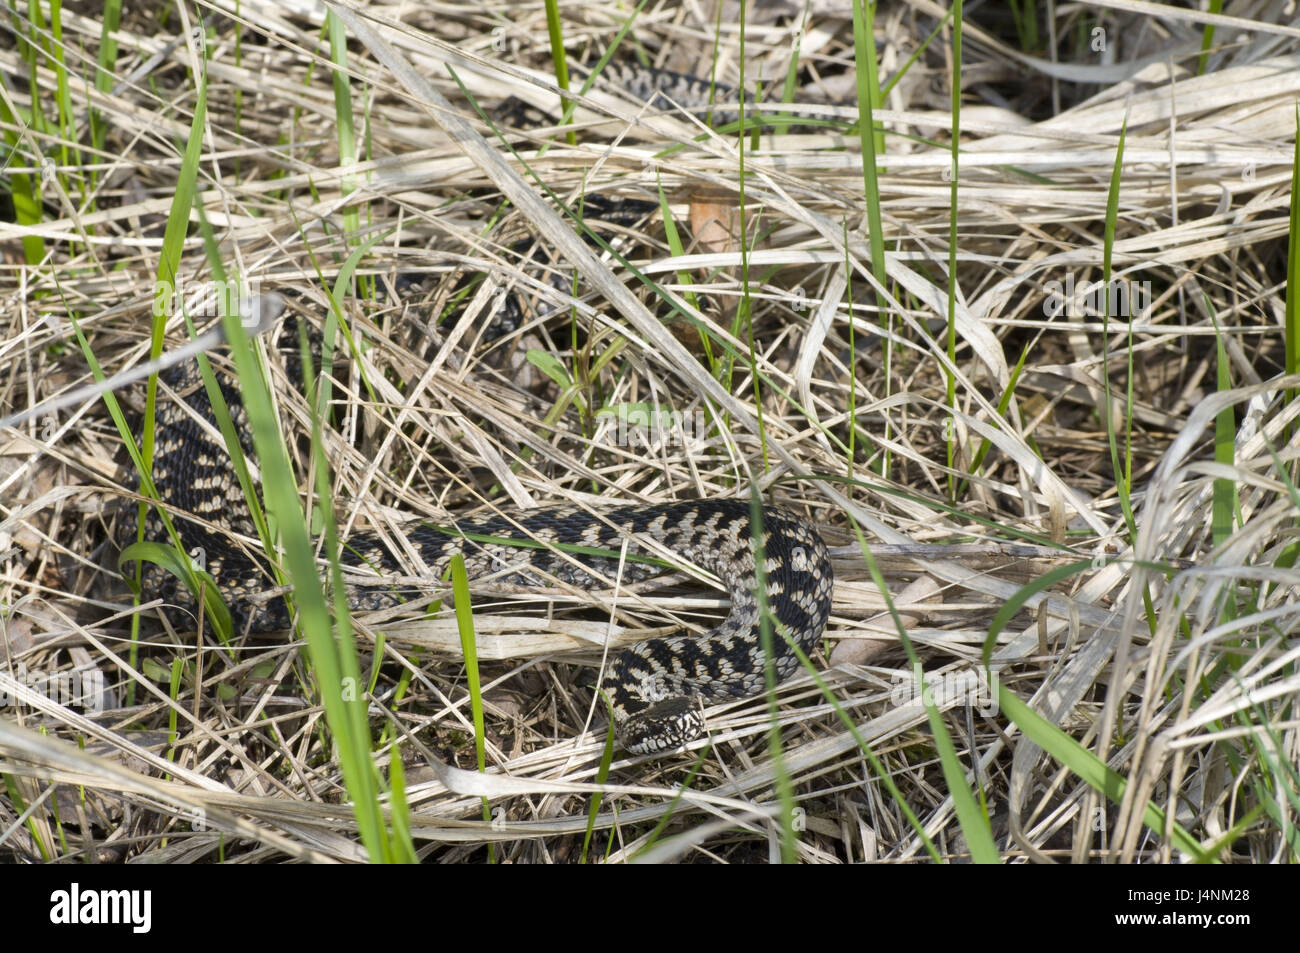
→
(131, 64, 836, 753)
(135, 349, 833, 754)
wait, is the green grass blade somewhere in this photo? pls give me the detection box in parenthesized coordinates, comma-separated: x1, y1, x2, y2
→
(446, 553, 494, 864)
(1196, 0, 1224, 75)
(945, 0, 963, 498)
(843, 516, 976, 862)
(327, 9, 363, 268)
(851, 0, 889, 477)
(1100, 112, 1138, 543)
(748, 493, 797, 863)
(1286, 106, 1300, 423)
(89, 0, 121, 160)
(997, 688, 1208, 859)
(0, 77, 46, 264)
(1211, 305, 1237, 548)
(542, 0, 575, 147)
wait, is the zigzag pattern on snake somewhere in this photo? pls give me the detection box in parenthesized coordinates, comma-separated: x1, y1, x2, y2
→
(132, 331, 834, 754)
(127, 63, 837, 755)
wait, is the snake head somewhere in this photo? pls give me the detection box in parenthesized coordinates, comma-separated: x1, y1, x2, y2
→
(616, 696, 706, 756)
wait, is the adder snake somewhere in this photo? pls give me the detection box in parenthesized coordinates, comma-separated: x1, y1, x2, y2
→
(129, 63, 836, 755)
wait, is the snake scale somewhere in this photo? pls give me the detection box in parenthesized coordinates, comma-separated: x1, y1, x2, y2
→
(130, 62, 837, 755)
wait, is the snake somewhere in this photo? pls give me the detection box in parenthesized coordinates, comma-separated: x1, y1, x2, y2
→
(130, 327, 833, 755)
(126, 63, 837, 755)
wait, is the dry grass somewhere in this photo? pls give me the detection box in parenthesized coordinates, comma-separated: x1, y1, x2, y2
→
(0, 1, 1297, 864)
